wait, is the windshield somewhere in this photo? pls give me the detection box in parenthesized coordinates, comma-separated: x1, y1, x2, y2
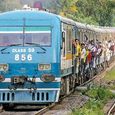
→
(0, 26, 51, 46)
(25, 27, 51, 46)
(0, 27, 23, 46)
(0, 33, 23, 46)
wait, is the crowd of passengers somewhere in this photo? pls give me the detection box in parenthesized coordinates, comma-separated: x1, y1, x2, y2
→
(72, 36, 115, 79)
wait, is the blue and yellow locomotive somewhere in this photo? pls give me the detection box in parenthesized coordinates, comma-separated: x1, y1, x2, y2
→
(0, 10, 62, 104)
(0, 9, 114, 105)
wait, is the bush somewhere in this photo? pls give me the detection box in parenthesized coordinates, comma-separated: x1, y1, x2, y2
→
(86, 86, 113, 101)
(72, 86, 115, 115)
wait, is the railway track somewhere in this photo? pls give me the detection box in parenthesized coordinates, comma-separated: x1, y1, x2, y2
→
(35, 103, 56, 115)
(44, 62, 115, 115)
(107, 102, 115, 115)
(0, 105, 46, 115)
(0, 62, 115, 115)
(0, 88, 87, 115)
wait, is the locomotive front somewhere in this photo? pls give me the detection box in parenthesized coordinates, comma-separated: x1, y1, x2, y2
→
(0, 10, 61, 104)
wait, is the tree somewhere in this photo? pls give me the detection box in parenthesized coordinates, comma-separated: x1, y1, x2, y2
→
(55, 0, 78, 18)
(0, 0, 5, 12)
(0, 0, 22, 12)
(76, 0, 115, 26)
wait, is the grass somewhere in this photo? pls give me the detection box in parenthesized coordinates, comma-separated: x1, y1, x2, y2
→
(71, 86, 115, 115)
(71, 67, 115, 115)
(103, 67, 115, 90)
(104, 67, 115, 81)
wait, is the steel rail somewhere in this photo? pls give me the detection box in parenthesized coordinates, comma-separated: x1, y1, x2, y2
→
(107, 102, 115, 115)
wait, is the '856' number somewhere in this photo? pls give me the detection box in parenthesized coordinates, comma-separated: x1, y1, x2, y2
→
(15, 54, 32, 61)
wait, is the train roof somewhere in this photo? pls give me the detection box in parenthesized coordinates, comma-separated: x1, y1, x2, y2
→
(0, 10, 114, 34)
(58, 16, 76, 26)
(58, 15, 115, 33)
(0, 10, 59, 21)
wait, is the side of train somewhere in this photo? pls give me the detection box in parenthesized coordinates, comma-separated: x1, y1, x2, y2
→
(0, 9, 114, 106)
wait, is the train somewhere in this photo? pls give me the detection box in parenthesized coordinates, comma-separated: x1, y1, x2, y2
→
(0, 8, 114, 106)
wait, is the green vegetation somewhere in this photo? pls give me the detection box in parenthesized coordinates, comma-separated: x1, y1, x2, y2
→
(104, 67, 115, 81)
(56, 0, 115, 26)
(0, 0, 22, 12)
(103, 67, 115, 90)
(72, 86, 115, 115)
(75, 0, 115, 26)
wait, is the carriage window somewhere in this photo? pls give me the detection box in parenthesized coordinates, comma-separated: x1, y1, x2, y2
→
(77, 31, 80, 40)
(24, 27, 51, 46)
(66, 26, 72, 52)
(62, 31, 66, 57)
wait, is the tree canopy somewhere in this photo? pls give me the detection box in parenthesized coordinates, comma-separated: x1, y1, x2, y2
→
(55, 0, 115, 26)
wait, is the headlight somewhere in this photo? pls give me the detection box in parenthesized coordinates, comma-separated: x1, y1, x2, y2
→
(38, 64, 51, 71)
(41, 74, 55, 82)
(0, 64, 8, 71)
(0, 75, 5, 82)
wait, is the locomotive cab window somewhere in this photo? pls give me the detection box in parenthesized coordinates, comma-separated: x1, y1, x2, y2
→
(25, 27, 51, 46)
(0, 26, 51, 47)
(0, 27, 23, 46)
